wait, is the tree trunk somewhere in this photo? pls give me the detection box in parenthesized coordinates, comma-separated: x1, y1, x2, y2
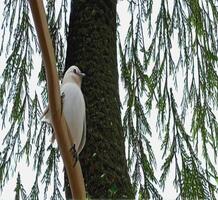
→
(64, 0, 133, 198)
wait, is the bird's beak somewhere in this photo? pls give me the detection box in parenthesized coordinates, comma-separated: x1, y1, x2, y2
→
(78, 72, 86, 77)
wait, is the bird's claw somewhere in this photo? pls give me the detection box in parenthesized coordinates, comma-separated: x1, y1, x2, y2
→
(61, 92, 65, 98)
(70, 144, 78, 167)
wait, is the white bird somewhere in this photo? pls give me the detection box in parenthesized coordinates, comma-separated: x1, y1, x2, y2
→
(42, 65, 86, 162)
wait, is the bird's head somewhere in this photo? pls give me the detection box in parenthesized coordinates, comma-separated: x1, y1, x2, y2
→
(63, 65, 85, 86)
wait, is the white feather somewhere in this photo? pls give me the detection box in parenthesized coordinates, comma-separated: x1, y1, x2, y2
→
(42, 66, 86, 154)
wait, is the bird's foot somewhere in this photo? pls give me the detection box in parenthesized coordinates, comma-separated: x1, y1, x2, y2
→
(61, 92, 65, 114)
(70, 144, 78, 167)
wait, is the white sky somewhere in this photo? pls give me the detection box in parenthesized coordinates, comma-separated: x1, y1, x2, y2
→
(0, 1, 217, 200)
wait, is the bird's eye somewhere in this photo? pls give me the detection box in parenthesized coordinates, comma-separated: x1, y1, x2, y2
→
(73, 69, 77, 73)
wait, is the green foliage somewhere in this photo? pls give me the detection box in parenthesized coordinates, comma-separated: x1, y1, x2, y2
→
(108, 183, 118, 197)
(160, 89, 217, 199)
(119, 0, 218, 199)
(0, 0, 68, 199)
(14, 173, 27, 200)
(42, 145, 64, 200)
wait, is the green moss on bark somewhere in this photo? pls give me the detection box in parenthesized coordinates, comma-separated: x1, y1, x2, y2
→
(65, 0, 133, 198)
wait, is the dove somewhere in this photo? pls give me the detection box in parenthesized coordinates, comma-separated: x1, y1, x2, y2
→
(42, 65, 86, 164)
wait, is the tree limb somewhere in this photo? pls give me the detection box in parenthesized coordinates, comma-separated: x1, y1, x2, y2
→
(28, 0, 86, 199)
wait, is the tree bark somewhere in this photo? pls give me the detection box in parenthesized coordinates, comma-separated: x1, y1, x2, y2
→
(64, 0, 133, 198)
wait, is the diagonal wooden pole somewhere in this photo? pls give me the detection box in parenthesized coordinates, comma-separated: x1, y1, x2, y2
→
(28, 0, 86, 199)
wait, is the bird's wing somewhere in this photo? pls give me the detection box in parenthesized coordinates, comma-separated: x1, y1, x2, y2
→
(77, 113, 86, 154)
(41, 106, 55, 142)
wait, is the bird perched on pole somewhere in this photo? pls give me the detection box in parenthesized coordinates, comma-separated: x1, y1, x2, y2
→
(42, 65, 86, 165)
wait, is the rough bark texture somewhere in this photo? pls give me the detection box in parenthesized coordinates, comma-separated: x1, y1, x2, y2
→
(64, 0, 133, 198)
